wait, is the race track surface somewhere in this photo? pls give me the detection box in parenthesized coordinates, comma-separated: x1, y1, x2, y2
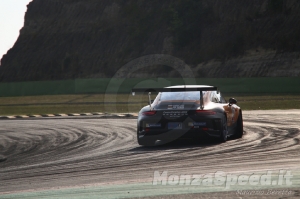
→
(0, 110, 300, 198)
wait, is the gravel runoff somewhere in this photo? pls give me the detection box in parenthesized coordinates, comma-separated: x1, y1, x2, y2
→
(0, 110, 299, 199)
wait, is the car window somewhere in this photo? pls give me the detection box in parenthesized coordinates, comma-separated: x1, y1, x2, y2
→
(160, 91, 200, 101)
(218, 92, 226, 103)
(210, 91, 219, 103)
(208, 91, 226, 103)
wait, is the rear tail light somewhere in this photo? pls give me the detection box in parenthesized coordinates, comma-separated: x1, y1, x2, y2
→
(142, 111, 157, 116)
(196, 110, 216, 115)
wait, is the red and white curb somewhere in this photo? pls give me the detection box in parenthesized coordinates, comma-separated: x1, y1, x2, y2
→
(0, 113, 138, 119)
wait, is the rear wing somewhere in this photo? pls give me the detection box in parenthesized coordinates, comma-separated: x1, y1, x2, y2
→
(131, 86, 218, 110)
(131, 86, 217, 93)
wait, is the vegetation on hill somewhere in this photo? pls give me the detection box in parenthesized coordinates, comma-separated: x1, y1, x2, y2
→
(1, 0, 300, 82)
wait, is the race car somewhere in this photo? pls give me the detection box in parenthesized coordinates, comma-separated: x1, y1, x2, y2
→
(131, 85, 243, 146)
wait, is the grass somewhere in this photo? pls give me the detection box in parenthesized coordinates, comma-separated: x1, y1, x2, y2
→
(0, 94, 147, 115)
(225, 93, 300, 110)
(0, 93, 300, 116)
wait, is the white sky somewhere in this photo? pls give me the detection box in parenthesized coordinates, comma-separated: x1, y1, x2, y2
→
(0, 0, 32, 60)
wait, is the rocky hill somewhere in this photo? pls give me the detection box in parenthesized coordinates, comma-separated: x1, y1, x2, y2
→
(1, 0, 300, 82)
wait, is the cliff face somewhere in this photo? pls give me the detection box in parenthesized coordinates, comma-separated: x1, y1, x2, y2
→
(1, 0, 300, 82)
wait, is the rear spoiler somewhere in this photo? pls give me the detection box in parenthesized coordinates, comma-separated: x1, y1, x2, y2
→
(131, 86, 218, 110)
(131, 86, 217, 93)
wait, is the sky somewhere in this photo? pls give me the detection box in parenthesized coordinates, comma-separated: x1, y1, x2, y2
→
(0, 0, 32, 60)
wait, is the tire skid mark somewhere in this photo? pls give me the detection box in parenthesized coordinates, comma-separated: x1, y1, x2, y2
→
(0, 111, 300, 193)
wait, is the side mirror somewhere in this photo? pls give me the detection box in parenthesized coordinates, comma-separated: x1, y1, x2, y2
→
(229, 98, 237, 105)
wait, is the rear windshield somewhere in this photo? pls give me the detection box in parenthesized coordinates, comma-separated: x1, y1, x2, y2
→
(160, 91, 201, 101)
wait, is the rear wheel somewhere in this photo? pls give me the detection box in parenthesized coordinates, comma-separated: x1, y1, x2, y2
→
(219, 115, 228, 142)
(137, 130, 142, 145)
(234, 111, 243, 139)
(137, 124, 144, 146)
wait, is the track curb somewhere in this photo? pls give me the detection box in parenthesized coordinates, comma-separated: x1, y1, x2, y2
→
(0, 113, 138, 119)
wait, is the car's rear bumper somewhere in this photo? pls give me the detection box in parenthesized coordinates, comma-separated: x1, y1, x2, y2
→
(137, 110, 226, 146)
(138, 128, 222, 145)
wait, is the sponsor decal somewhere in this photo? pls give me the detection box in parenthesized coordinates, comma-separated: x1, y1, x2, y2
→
(167, 105, 184, 110)
(193, 122, 206, 126)
(163, 111, 187, 118)
(168, 122, 183, 130)
(146, 123, 161, 128)
(188, 122, 206, 127)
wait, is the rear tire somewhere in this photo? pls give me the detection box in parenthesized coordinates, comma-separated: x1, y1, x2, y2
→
(219, 115, 228, 143)
(234, 111, 243, 139)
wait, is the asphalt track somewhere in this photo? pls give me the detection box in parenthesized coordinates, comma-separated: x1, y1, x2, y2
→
(0, 110, 300, 199)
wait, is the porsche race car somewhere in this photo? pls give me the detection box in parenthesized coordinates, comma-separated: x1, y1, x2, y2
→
(132, 85, 243, 146)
